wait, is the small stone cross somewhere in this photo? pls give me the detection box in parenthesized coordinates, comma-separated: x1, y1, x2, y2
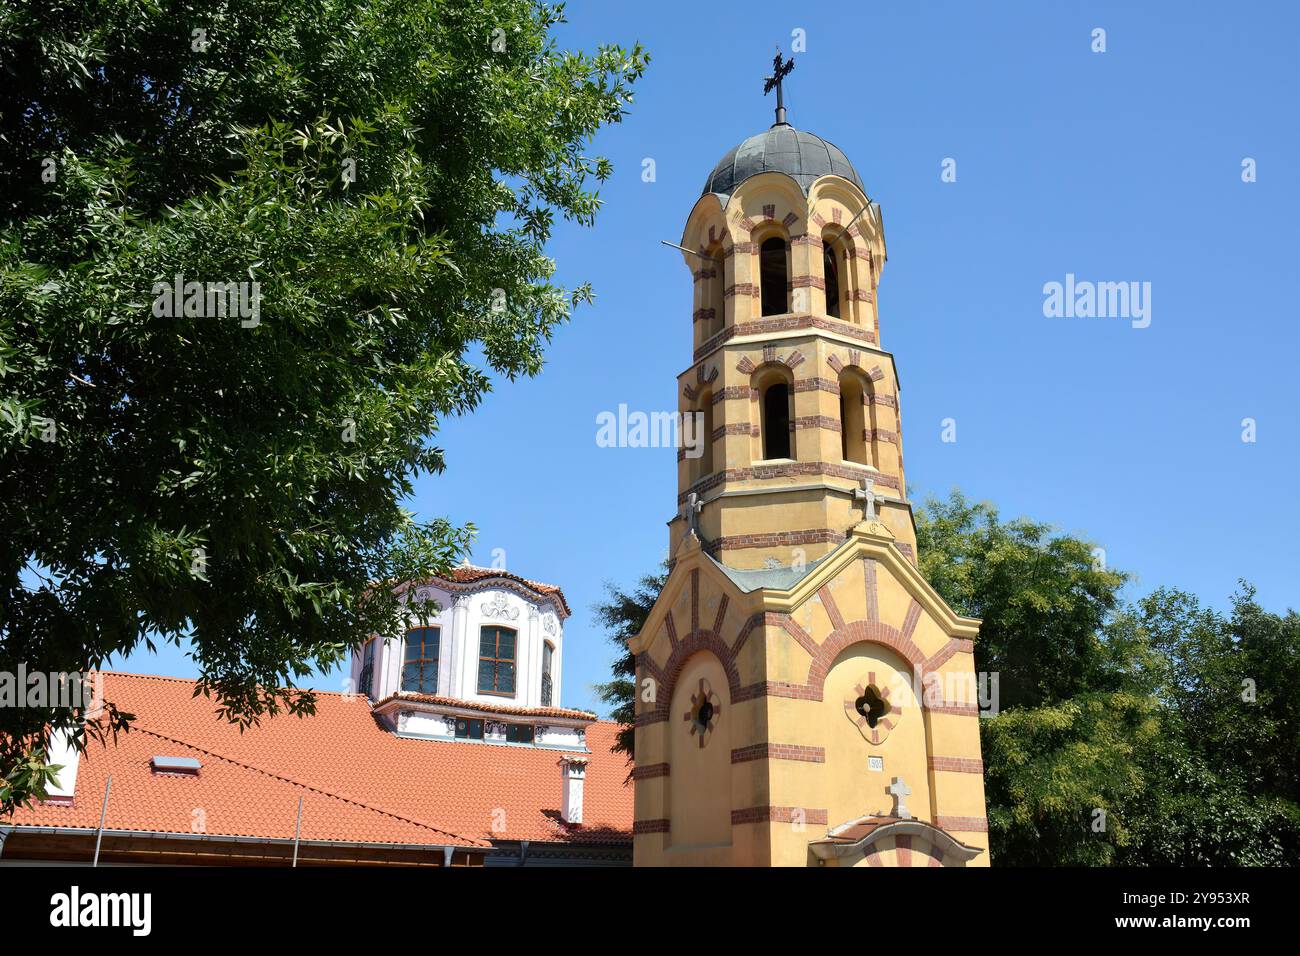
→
(855, 478, 882, 521)
(887, 776, 912, 819)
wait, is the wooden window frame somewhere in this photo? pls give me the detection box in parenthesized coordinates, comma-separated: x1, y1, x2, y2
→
(477, 625, 517, 698)
(402, 626, 440, 694)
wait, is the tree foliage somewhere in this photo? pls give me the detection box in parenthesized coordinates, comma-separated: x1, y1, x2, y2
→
(593, 564, 667, 762)
(0, 0, 646, 811)
(597, 490, 1300, 864)
(919, 490, 1300, 865)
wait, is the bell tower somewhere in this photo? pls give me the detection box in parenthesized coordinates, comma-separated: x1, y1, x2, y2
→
(671, 55, 914, 573)
(631, 61, 990, 867)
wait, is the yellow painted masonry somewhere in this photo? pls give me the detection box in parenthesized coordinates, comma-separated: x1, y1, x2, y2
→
(672, 170, 915, 572)
(631, 133, 989, 867)
(631, 524, 989, 866)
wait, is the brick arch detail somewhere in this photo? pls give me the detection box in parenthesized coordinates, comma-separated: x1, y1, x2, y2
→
(807, 618, 925, 696)
(637, 568, 972, 720)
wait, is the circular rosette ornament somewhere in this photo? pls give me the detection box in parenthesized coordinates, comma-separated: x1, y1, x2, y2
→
(683, 677, 721, 748)
(844, 672, 901, 745)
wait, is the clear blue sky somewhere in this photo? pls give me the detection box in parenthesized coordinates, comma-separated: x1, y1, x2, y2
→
(115, 0, 1300, 715)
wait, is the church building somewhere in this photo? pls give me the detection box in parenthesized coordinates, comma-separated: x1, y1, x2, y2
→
(3, 60, 988, 871)
(629, 58, 990, 866)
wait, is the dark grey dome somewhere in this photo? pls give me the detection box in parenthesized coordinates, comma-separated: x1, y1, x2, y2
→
(701, 124, 865, 198)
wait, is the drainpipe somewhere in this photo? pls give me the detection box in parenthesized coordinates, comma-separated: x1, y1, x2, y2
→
(92, 776, 111, 867)
(292, 796, 304, 867)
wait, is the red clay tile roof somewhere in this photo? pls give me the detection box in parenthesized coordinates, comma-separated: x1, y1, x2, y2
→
(424, 565, 571, 616)
(376, 692, 597, 722)
(4, 673, 632, 849)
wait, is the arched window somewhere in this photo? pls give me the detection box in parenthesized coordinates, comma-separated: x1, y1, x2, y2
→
(697, 391, 715, 477)
(823, 243, 841, 318)
(402, 627, 440, 694)
(358, 639, 376, 699)
(839, 371, 869, 465)
(541, 641, 554, 706)
(704, 247, 725, 338)
(760, 237, 788, 316)
(761, 381, 792, 460)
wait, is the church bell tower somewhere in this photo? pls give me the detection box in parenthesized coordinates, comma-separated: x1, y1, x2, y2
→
(630, 56, 990, 867)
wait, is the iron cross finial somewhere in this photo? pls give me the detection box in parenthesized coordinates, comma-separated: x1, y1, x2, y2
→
(763, 51, 795, 126)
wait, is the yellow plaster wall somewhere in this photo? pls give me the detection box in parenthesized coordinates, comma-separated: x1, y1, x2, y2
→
(667, 652, 732, 849)
(635, 160, 986, 867)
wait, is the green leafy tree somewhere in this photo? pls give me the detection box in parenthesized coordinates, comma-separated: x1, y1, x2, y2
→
(920, 492, 1300, 866)
(593, 564, 667, 762)
(917, 490, 1149, 864)
(1116, 586, 1300, 864)
(0, 0, 646, 811)
(916, 490, 1129, 709)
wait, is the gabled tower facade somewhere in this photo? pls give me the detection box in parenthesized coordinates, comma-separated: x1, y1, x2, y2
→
(631, 94, 990, 867)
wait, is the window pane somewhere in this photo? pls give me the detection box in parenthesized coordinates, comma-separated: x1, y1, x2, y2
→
(498, 662, 515, 694)
(497, 630, 515, 660)
(477, 660, 495, 693)
(480, 629, 496, 656)
(467, 719, 484, 740)
(401, 663, 420, 692)
(405, 632, 422, 660)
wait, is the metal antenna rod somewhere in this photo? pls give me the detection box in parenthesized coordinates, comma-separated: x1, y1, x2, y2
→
(660, 240, 722, 263)
(824, 201, 876, 249)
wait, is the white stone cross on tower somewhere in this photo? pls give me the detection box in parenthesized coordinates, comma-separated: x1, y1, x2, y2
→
(854, 477, 882, 521)
(887, 776, 912, 819)
(683, 492, 703, 538)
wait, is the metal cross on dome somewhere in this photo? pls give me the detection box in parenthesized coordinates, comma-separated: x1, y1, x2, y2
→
(763, 51, 795, 126)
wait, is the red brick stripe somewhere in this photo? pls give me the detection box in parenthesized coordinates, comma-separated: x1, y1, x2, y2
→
(690, 568, 700, 635)
(712, 594, 729, 636)
(679, 461, 899, 504)
(923, 638, 973, 673)
(731, 806, 828, 825)
(936, 816, 988, 833)
(633, 818, 671, 834)
(778, 613, 819, 657)
(693, 315, 875, 361)
(819, 585, 845, 632)
(896, 834, 913, 867)
(863, 558, 880, 622)
(731, 743, 826, 764)
(631, 762, 671, 780)
(900, 599, 922, 641)
(709, 529, 846, 553)
(928, 756, 984, 774)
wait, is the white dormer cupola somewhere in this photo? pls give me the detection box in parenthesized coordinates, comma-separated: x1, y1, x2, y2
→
(352, 566, 593, 752)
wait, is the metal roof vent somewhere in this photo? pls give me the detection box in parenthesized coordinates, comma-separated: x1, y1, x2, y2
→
(150, 755, 201, 775)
